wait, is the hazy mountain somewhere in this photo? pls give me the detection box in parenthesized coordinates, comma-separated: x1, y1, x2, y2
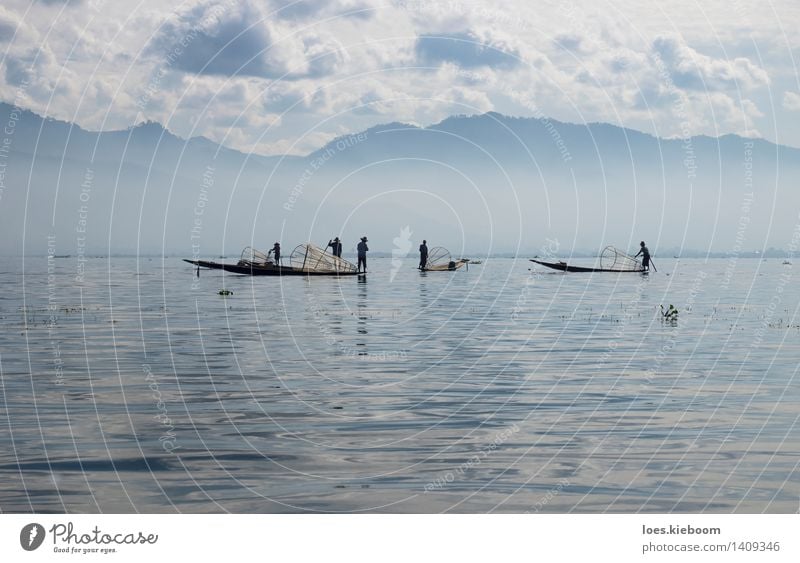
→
(1, 102, 798, 258)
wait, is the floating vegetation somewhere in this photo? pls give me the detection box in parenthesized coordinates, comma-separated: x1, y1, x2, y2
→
(661, 304, 678, 321)
(218, 289, 233, 296)
(61, 306, 86, 313)
(767, 319, 800, 329)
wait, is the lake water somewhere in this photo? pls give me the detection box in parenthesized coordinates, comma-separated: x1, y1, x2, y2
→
(1, 255, 798, 513)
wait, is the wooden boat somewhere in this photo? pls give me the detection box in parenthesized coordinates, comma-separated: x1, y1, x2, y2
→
(529, 259, 642, 273)
(530, 246, 644, 273)
(182, 259, 352, 276)
(186, 245, 359, 276)
(419, 247, 469, 271)
(422, 259, 469, 271)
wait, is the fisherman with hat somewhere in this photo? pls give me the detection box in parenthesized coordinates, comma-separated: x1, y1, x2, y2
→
(356, 236, 369, 273)
(634, 241, 650, 271)
(327, 237, 343, 258)
(419, 239, 429, 270)
(268, 241, 281, 266)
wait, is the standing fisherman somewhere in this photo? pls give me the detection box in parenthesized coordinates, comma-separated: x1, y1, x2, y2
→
(268, 242, 281, 266)
(357, 236, 369, 273)
(327, 237, 343, 258)
(634, 241, 650, 271)
(419, 239, 428, 270)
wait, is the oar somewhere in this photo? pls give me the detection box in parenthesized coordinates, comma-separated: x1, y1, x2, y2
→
(649, 257, 657, 272)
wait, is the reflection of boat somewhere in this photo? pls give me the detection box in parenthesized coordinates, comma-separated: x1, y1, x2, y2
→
(420, 247, 469, 271)
(185, 245, 359, 276)
(530, 246, 644, 273)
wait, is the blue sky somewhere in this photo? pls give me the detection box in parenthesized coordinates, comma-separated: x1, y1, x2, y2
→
(1, 0, 798, 154)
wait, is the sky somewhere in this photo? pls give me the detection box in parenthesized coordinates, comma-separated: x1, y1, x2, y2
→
(1, 0, 799, 155)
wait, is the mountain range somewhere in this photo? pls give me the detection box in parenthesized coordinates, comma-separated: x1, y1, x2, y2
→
(1, 102, 798, 257)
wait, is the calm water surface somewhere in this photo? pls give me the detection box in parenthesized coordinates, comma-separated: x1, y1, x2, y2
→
(1, 256, 798, 512)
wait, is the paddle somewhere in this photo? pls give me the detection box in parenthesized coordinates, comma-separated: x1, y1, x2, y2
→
(649, 257, 657, 273)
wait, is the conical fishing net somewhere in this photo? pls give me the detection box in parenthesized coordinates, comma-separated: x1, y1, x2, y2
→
(599, 246, 642, 271)
(239, 246, 271, 266)
(289, 243, 358, 273)
(426, 246, 451, 267)
(424, 246, 464, 271)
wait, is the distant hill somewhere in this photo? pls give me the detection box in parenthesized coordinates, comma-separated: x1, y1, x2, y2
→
(1, 102, 798, 257)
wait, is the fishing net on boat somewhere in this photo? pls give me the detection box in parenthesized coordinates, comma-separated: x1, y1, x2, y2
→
(424, 246, 461, 271)
(289, 243, 357, 273)
(599, 246, 642, 271)
(238, 246, 271, 266)
(427, 246, 451, 267)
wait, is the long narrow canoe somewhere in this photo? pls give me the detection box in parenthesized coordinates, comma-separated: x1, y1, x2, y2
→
(530, 259, 643, 273)
(421, 259, 469, 272)
(184, 259, 359, 276)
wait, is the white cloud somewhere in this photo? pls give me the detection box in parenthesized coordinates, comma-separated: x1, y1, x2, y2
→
(651, 35, 770, 92)
(145, 1, 283, 78)
(0, 6, 20, 40)
(415, 31, 522, 70)
(783, 91, 800, 112)
(0, 0, 794, 153)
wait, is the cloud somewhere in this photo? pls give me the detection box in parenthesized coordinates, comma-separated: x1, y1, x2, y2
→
(552, 33, 586, 54)
(145, 1, 346, 80)
(0, 5, 40, 45)
(269, 0, 374, 21)
(0, 8, 18, 40)
(439, 85, 493, 114)
(652, 35, 770, 91)
(416, 31, 521, 69)
(301, 33, 346, 78)
(3, 47, 57, 89)
(783, 91, 800, 112)
(4, 55, 31, 85)
(261, 83, 311, 113)
(146, 1, 282, 78)
(0, 0, 795, 152)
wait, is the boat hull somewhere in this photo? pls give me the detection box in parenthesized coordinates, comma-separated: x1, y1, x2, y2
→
(184, 259, 359, 276)
(530, 259, 643, 273)
(421, 259, 469, 272)
(417, 258, 469, 272)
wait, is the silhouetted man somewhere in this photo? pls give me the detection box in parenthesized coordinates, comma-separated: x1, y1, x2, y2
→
(327, 237, 343, 258)
(268, 242, 281, 266)
(357, 236, 369, 273)
(419, 240, 428, 270)
(634, 241, 650, 271)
